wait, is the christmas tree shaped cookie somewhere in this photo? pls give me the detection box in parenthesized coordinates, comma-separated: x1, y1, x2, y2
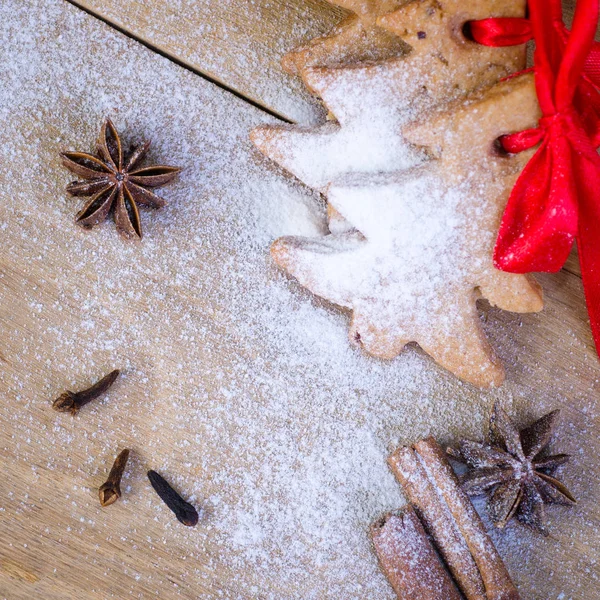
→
(252, 0, 527, 196)
(282, 1, 408, 76)
(270, 74, 543, 387)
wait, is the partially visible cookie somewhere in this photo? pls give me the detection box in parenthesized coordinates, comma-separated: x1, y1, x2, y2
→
(377, 0, 527, 93)
(252, 0, 527, 193)
(282, 1, 408, 76)
(270, 74, 543, 387)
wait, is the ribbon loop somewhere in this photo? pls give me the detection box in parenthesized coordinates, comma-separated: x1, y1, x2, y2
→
(469, 17, 532, 47)
(500, 128, 544, 153)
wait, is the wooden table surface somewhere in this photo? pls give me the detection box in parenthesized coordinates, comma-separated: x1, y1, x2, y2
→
(1, 1, 599, 599)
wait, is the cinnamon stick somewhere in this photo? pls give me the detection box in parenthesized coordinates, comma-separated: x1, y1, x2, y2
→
(371, 506, 462, 600)
(414, 438, 520, 600)
(389, 446, 487, 600)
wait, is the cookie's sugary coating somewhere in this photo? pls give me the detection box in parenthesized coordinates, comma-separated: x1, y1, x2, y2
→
(271, 75, 542, 388)
(252, 0, 527, 193)
(253, 1, 543, 387)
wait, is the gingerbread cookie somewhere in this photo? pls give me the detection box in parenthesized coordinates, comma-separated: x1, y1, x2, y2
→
(282, 1, 408, 76)
(269, 74, 543, 387)
(252, 0, 527, 194)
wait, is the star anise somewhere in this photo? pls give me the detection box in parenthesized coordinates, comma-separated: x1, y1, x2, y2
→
(448, 403, 576, 535)
(61, 118, 181, 239)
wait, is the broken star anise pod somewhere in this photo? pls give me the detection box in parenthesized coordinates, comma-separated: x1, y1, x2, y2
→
(447, 403, 576, 536)
(61, 118, 181, 240)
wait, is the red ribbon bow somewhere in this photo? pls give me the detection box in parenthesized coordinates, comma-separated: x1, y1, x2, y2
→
(474, 0, 600, 357)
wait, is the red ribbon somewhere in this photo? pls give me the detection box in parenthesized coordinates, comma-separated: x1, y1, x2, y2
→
(470, 17, 533, 46)
(471, 13, 600, 90)
(473, 0, 600, 356)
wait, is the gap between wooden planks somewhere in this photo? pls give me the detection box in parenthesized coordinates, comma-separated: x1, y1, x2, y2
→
(64, 0, 345, 124)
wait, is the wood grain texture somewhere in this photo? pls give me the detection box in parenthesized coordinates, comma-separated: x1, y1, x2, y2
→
(0, 1, 599, 599)
(65, 0, 600, 126)
(68, 0, 345, 124)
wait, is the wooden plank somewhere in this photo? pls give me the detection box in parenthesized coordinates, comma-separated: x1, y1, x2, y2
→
(564, 246, 582, 277)
(0, 2, 599, 600)
(67, 0, 345, 124)
(66, 0, 600, 129)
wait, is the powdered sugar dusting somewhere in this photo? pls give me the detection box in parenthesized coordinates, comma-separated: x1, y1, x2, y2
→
(0, 1, 599, 599)
(73, 0, 343, 125)
(252, 0, 526, 191)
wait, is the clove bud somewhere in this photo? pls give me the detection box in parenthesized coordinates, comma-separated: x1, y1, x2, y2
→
(99, 449, 130, 507)
(53, 369, 120, 415)
(147, 470, 199, 526)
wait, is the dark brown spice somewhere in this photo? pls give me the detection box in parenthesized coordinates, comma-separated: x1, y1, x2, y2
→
(61, 118, 181, 240)
(99, 449, 130, 507)
(52, 369, 120, 415)
(448, 403, 575, 535)
(147, 470, 199, 527)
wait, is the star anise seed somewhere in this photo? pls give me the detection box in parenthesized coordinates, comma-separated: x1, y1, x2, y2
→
(61, 118, 181, 240)
(448, 403, 576, 536)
